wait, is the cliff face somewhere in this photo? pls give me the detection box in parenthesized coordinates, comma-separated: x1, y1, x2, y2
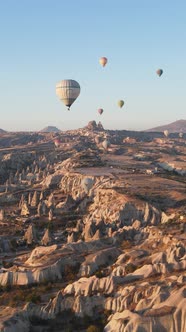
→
(2, 277, 186, 331)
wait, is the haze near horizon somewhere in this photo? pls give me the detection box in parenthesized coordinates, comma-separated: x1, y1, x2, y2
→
(0, 0, 185, 131)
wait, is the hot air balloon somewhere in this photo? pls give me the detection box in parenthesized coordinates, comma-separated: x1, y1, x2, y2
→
(56, 79, 80, 110)
(102, 139, 110, 150)
(164, 130, 169, 137)
(99, 57, 108, 67)
(118, 100, 124, 108)
(98, 108, 104, 115)
(156, 69, 163, 77)
(81, 178, 94, 194)
(179, 132, 183, 138)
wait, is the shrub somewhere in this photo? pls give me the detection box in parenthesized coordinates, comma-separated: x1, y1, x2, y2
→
(101, 309, 112, 325)
(95, 269, 104, 279)
(44, 282, 52, 291)
(125, 263, 136, 274)
(25, 293, 41, 304)
(63, 264, 79, 282)
(121, 240, 132, 249)
(86, 325, 101, 332)
(2, 260, 14, 268)
(47, 221, 54, 230)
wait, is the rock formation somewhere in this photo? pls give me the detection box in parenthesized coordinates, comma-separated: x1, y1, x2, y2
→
(0, 128, 185, 331)
(24, 224, 39, 245)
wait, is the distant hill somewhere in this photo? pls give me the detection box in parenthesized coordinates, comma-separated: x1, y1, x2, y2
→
(0, 128, 6, 134)
(40, 126, 61, 133)
(146, 119, 186, 133)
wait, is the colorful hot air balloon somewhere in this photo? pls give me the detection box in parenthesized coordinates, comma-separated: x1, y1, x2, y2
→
(98, 108, 104, 115)
(56, 79, 80, 110)
(99, 57, 108, 67)
(156, 69, 163, 77)
(118, 100, 124, 108)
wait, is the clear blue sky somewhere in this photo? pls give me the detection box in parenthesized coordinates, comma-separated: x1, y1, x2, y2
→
(0, 0, 185, 131)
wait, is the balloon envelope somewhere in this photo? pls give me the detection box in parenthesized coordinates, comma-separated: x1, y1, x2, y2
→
(156, 69, 163, 77)
(99, 57, 108, 67)
(179, 132, 183, 138)
(56, 79, 80, 110)
(98, 108, 103, 115)
(118, 100, 124, 108)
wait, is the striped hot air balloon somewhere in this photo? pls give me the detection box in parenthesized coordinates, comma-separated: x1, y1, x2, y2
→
(56, 79, 80, 110)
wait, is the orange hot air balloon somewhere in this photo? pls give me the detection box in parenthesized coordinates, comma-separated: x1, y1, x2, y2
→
(99, 57, 108, 67)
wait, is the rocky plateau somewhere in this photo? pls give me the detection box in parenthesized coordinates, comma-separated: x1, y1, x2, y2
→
(0, 122, 185, 331)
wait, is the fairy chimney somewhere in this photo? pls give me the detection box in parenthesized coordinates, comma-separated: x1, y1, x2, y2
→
(48, 209, 54, 221)
(0, 209, 5, 221)
(41, 229, 53, 246)
(31, 191, 39, 207)
(19, 194, 26, 209)
(40, 191, 44, 201)
(21, 202, 30, 216)
(41, 201, 47, 215)
(37, 201, 42, 217)
(24, 224, 38, 245)
(48, 193, 55, 208)
(34, 165, 39, 173)
(28, 192, 32, 206)
(67, 232, 78, 243)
